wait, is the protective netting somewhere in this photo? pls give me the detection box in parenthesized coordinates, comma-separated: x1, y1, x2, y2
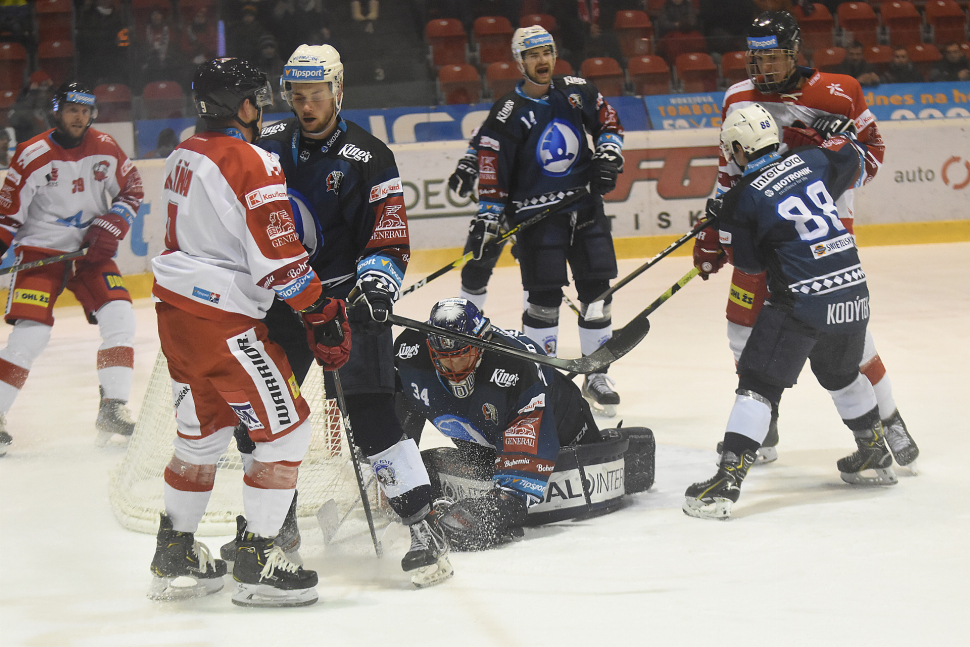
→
(109, 350, 374, 536)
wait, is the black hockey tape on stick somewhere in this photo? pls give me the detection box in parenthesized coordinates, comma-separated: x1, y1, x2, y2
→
(582, 219, 715, 320)
(399, 189, 589, 298)
(329, 370, 383, 558)
(0, 249, 87, 276)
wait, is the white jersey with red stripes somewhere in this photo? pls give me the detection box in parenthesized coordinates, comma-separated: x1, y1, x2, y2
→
(718, 70, 886, 221)
(152, 130, 322, 321)
(0, 128, 143, 250)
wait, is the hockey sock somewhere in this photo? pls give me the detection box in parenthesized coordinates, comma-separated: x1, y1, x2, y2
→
(870, 374, 897, 420)
(243, 484, 296, 537)
(523, 302, 559, 356)
(727, 321, 753, 363)
(163, 458, 216, 533)
(459, 286, 488, 311)
(0, 321, 53, 412)
(578, 302, 611, 357)
(724, 390, 772, 445)
(722, 431, 762, 456)
(828, 374, 878, 422)
(368, 438, 433, 524)
(95, 301, 136, 401)
(344, 393, 405, 456)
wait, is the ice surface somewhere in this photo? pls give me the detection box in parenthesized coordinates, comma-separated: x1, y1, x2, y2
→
(1, 244, 967, 646)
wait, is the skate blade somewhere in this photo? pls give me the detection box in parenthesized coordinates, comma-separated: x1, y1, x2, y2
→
(840, 466, 898, 486)
(147, 575, 224, 601)
(756, 446, 778, 464)
(95, 429, 131, 448)
(584, 398, 617, 418)
(903, 460, 918, 476)
(411, 555, 455, 589)
(682, 496, 733, 520)
(231, 582, 318, 608)
(317, 499, 340, 544)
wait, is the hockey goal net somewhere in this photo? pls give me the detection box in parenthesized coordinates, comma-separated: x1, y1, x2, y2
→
(110, 350, 374, 536)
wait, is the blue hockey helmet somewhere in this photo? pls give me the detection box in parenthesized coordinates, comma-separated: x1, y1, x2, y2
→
(427, 298, 491, 398)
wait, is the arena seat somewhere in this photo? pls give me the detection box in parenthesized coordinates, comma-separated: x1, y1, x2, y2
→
(485, 61, 520, 99)
(0, 89, 17, 127)
(909, 42, 942, 77)
(880, 1, 924, 48)
(519, 13, 558, 41)
(720, 51, 748, 87)
(94, 84, 133, 123)
(0, 42, 27, 92)
(438, 64, 481, 105)
(812, 46, 846, 72)
(37, 40, 74, 86)
(425, 18, 467, 68)
(864, 44, 895, 74)
(658, 31, 706, 64)
(627, 55, 670, 95)
(35, 0, 73, 42)
(793, 3, 835, 52)
(143, 81, 185, 119)
(837, 2, 880, 47)
(614, 10, 654, 58)
(554, 59, 574, 75)
(474, 16, 514, 65)
(580, 57, 625, 96)
(925, 0, 968, 45)
(675, 52, 717, 93)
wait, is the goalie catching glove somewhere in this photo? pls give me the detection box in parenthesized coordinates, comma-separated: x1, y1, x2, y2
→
(300, 297, 352, 370)
(436, 486, 529, 551)
(81, 208, 131, 265)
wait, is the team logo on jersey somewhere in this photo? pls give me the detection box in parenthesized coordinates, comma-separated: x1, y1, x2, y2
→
(396, 343, 420, 359)
(568, 93, 582, 109)
(496, 99, 515, 123)
(826, 83, 851, 101)
(369, 177, 403, 203)
(536, 119, 581, 177)
(811, 233, 856, 259)
(93, 160, 110, 182)
(373, 460, 398, 487)
(479, 153, 497, 182)
(482, 403, 499, 423)
(230, 401, 265, 431)
(191, 286, 221, 304)
(490, 368, 520, 388)
(266, 210, 297, 247)
(326, 170, 344, 193)
(373, 204, 407, 241)
(339, 143, 372, 163)
(505, 414, 540, 453)
(45, 167, 59, 186)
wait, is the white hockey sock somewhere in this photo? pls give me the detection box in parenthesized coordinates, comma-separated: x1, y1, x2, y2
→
(243, 485, 296, 537)
(523, 324, 558, 357)
(578, 324, 611, 357)
(0, 321, 53, 413)
(240, 452, 255, 473)
(828, 374, 878, 422)
(96, 301, 136, 401)
(727, 321, 753, 363)
(871, 374, 897, 420)
(164, 482, 213, 533)
(368, 438, 431, 501)
(725, 391, 772, 444)
(459, 286, 487, 311)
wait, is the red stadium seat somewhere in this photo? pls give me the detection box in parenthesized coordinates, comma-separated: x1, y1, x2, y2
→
(35, 0, 73, 42)
(864, 44, 895, 74)
(838, 3, 880, 47)
(0, 42, 28, 92)
(793, 3, 835, 53)
(580, 57, 625, 96)
(37, 40, 75, 86)
(474, 16, 514, 65)
(485, 61, 520, 98)
(143, 80, 185, 119)
(675, 52, 717, 93)
(721, 51, 748, 87)
(627, 55, 670, 95)
(94, 83, 133, 123)
(614, 10, 654, 58)
(0, 89, 17, 127)
(925, 0, 968, 45)
(881, 1, 923, 47)
(519, 13, 559, 41)
(658, 31, 706, 65)
(909, 43, 943, 76)
(812, 46, 846, 72)
(645, 0, 665, 18)
(438, 64, 481, 105)
(554, 58, 574, 75)
(425, 19, 468, 68)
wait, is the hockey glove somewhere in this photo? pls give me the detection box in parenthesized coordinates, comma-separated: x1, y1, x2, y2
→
(692, 206, 726, 280)
(448, 155, 478, 199)
(812, 115, 857, 140)
(782, 120, 824, 150)
(347, 272, 397, 334)
(301, 297, 352, 370)
(589, 146, 623, 196)
(468, 211, 501, 261)
(436, 488, 528, 551)
(80, 212, 129, 266)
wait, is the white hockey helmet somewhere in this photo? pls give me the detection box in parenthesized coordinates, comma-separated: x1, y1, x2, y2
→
(720, 103, 779, 162)
(281, 44, 344, 115)
(512, 26, 557, 75)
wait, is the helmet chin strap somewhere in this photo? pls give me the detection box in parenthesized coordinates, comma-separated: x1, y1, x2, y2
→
(234, 100, 262, 142)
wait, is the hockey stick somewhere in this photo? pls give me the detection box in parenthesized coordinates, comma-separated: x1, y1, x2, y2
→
(386, 309, 649, 375)
(329, 370, 383, 558)
(0, 249, 87, 276)
(582, 219, 714, 320)
(399, 190, 588, 298)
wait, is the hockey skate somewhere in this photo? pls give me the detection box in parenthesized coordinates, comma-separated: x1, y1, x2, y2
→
(148, 514, 227, 601)
(95, 387, 136, 447)
(582, 373, 620, 417)
(716, 405, 779, 464)
(882, 409, 919, 473)
(221, 492, 302, 564)
(0, 414, 10, 457)
(683, 449, 757, 520)
(231, 517, 318, 608)
(838, 422, 898, 486)
(402, 510, 454, 589)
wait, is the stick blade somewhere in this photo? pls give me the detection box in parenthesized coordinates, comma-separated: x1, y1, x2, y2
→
(575, 317, 650, 373)
(317, 499, 340, 544)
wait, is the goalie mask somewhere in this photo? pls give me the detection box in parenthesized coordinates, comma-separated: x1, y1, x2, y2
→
(427, 298, 492, 399)
(512, 26, 557, 86)
(281, 44, 344, 133)
(745, 11, 802, 94)
(720, 104, 780, 164)
(52, 82, 98, 144)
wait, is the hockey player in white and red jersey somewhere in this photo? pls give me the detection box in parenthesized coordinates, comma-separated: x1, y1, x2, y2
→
(0, 82, 143, 455)
(147, 58, 351, 608)
(692, 11, 918, 470)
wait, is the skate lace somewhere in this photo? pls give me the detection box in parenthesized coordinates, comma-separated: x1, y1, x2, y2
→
(191, 540, 218, 574)
(883, 420, 909, 452)
(587, 373, 616, 394)
(260, 544, 300, 579)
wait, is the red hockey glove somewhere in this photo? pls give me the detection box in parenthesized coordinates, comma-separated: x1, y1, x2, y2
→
(692, 208, 726, 280)
(782, 120, 824, 150)
(301, 298, 352, 370)
(81, 213, 129, 266)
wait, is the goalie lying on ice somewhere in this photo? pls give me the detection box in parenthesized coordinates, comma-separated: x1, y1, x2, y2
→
(393, 298, 655, 551)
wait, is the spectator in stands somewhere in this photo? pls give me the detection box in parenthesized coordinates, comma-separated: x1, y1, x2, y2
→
(929, 42, 970, 82)
(552, 1, 631, 70)
(699, 0, 756, 54)
(656, 0, 698, 39)
(0, 128, 11, 168)
(77, 0, 130, 87)
(141, 9, 180, 85)
(181, 5, 218, 68)
(147, 128, 179, 159)
(352, 0, 380, 33)
(7, 72, 53, 147)
(882, 46, 924, 84)
(269, 0, 331, 60)
(834, 41, 881, 86)
(255, 34, 289, 110)
(227, 4, 264, 64)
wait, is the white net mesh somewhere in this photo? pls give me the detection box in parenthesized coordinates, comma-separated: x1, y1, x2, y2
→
(109, 350, 374, 536)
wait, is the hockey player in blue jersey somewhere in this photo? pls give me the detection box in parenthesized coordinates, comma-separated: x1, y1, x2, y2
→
(471, 25, 625, 417)
(683, 104, 899, 521)
(394, 298, 655, 550)
(222, 44, 452, 587)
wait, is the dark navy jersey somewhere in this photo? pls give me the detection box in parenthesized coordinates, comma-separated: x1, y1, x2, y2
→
(719, 136, 871, 332)
(257, 116, 409, 298)
(394, 326, 591, 503)
(476, 76, 623, 224)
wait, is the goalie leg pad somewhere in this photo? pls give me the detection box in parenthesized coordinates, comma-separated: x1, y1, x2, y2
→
(604, 427, 655, 494)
